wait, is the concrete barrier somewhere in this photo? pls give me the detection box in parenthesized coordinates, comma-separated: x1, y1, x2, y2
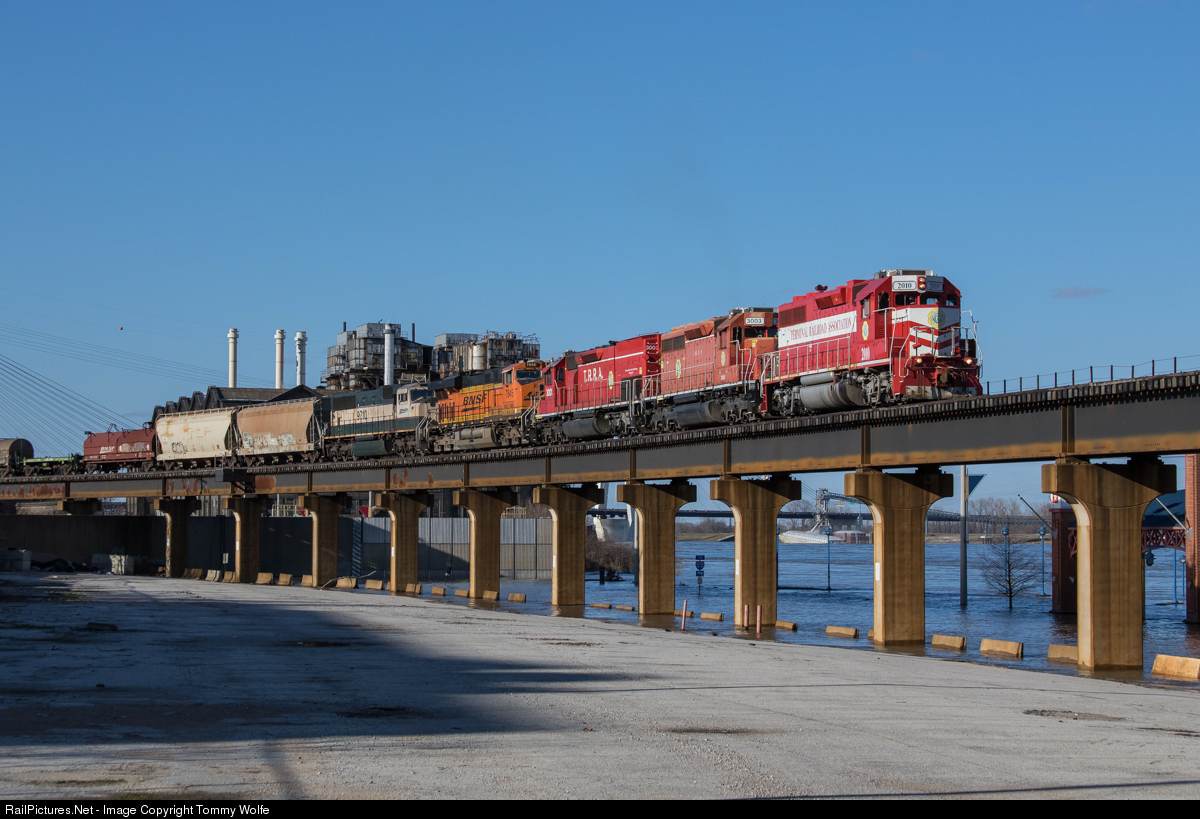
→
(826, 626, 859, 639)
(508, 593, 527, 603)
(700, 612, 723, 622)
(364, 579, 384, 591)
(278, 573, 294, 586)
(255, 573, 274, 585)
(301, 575, 314, 587)
(931, 634, 967, 651)
(205, 570, 221, 582)
(1151, 654, 1200, 680)
(775, 620, 798, 631)
(404, 583, 416, 593)
(1048, 644, 1079, 663)
(482, 590, 499, 601)
(336, 577, 358, 589)
(430, 585, 446, 596)
(980, 638, 1024, 658)
(590, 603, 612, 609)
(454, 589, 468, 598)
(867, 629, 874, 641)
(0, 549, 31, 572)
(673, 609, 695, 618)
(614, 604, 634, 611)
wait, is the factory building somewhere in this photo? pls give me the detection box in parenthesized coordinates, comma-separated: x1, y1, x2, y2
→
(432, 331, 540, 378)
(324, 323, 433, 392)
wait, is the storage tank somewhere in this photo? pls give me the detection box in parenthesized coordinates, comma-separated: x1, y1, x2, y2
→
(0, 438, 34, 469)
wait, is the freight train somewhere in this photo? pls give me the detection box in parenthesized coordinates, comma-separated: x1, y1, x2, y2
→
(1, 269, 980, 475)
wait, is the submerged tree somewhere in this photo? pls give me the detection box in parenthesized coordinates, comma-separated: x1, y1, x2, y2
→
(979, 527, 1040, 609)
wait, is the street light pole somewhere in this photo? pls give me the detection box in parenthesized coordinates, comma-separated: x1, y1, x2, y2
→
(1039, 525, 1046, 596)
(824, 525, 832, 592)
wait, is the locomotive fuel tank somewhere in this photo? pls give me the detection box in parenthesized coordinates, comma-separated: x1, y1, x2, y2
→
(562, 414, 612, 440)
(792, 373, 867, 411)
(669, 400, 726, 428)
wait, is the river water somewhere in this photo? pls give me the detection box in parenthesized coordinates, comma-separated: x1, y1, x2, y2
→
(370, 538, 1200, 688)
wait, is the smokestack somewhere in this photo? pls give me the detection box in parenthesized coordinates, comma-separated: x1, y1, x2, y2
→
(383, 324, 394, 386)
(227, 329, 238, 388)
(411, 323, 415, 343)
(295, 331, 307, 387)
(275, 329, 285, 389)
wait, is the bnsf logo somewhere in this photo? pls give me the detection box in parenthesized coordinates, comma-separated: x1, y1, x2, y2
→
(462, 393, 489, 407)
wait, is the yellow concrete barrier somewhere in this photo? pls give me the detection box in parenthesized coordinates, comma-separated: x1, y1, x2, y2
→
(482, 590, 499, 601)
(590, 603, 612, 609)
(980, 638, 1024, 658)
(673, 609, 695, 618)
(412, 584, 423, 595)
(454, 589, 469, 598)
(221, 571, 237, 583)
(364, 579, 384, 591)
(301, 575, 314, 587)
(430, 585, 446, 596)
(775, 620, 798, 631)
(255, 573, 274, 585)
(1151, 654, 1200, 680)
(277, 573, 294, 586)
(335, 577, 358, 589)
(826, 626, 859, 638)
(700, 612, 723, 622)
(508, 593, 527, 603)
(614, 604, 634, 611)
(931, 634, 967, 651)
(1048, 644, 1078, 663)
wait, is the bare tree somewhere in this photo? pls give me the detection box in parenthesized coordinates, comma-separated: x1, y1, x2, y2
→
(978, 533, 1040, 608)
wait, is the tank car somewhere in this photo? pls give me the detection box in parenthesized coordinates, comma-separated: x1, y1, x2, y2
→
(0, 438, 35, 477)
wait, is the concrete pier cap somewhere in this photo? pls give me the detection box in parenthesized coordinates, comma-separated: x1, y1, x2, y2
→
(846, 466, 953, 646)
(711, 473, 803, 627)
(1042, 456, 1175, 670)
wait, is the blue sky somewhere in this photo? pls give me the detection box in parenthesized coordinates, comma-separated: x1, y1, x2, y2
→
(1, 1, 1196, 504)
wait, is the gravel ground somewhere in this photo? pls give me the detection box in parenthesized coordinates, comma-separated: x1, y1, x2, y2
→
(0, 572, 1197, 800)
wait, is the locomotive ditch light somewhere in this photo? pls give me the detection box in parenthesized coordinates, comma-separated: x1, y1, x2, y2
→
(917, 276, 926, 290)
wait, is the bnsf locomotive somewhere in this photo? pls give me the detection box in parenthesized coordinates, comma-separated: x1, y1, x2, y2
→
(2, 269, 980, 475)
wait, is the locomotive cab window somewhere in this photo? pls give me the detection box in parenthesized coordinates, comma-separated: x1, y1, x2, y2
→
(945, 295, 958, 306)
(503, 371, 513, 386)
(555, 368, 564, 385)
(877, 293, 889, 310)
(861, 300, 869, 319)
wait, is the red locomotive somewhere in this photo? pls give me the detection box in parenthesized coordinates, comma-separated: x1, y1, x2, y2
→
(536, 269, 980, 439)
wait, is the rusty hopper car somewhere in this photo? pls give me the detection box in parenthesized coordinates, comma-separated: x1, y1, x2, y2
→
(82, 428, 157, 473)
(236, 398, 325, 464)
(155, 408, 237, 467)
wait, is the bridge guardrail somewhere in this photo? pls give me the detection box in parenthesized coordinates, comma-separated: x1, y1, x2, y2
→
(985, 355, 1200, 395)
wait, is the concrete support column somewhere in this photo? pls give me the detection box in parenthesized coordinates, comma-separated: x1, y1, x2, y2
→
(223, 496, 274, 583)
(533, 484, 604, 607)
(57, 499, 102, 516)
(711, 476, 803, 627)
(297, 493, 351, 588)
(1185, 454, 1198, 624)
(618, 480, 696, 616)
(1050, 500, 1077, 614)
(1043, 458, 1176, 670)
(376, 491, 433, 594)
(453, 488, 519, 599)
(846, 468, 953, 646)
(154, 498, 201, 578)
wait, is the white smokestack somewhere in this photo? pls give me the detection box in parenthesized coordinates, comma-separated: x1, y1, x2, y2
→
(295, 331, 307, 387)
(383, 324, 395, 386)
(227, 329, 238, 388)
(275, 329, 285, 389)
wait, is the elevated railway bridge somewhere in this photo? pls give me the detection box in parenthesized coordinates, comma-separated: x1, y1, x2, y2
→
(3, 371, 1199, 672)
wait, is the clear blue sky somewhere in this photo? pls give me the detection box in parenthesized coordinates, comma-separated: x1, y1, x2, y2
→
(1, 1, 1196, 503)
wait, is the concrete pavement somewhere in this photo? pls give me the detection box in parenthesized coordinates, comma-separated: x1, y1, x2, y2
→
(0, 573, 1197, 799)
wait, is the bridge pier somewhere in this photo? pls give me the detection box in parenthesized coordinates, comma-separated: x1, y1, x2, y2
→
(298, 493, 351, 588)
(453, 488, 520, 599)
(222, 496, 274, 583)
(1043, 457, 1175, 670)
(56, 499, 102, 516)
(1050, 498, 1077, 614)
(376, 491, 433, 594)
(154, 497, 201, 579)
(1186, 455, 1198, 625)
(846, 468, 953, 646)
(533, 484, 604, 607)
(711, 476, 802, 627)
(618, 480, 695, 616)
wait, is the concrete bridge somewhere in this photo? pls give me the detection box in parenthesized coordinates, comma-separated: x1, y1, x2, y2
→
(3, 370, 1198, 672)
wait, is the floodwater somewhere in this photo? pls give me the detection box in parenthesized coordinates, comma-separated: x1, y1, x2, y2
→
(370, 539, 1200, 688)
